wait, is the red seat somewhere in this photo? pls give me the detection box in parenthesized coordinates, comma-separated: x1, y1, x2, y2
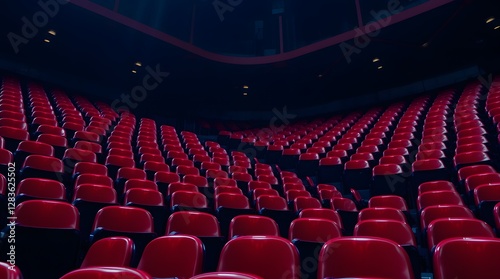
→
(143, 161, 169, 180)
(137, 235, 204, 278)
(14, 200, 81, 279)
(155, 171, 181, 194)
(283, 182, 305, 192)
(379, 155, 406, 165)
(289, 218, 342, 242)
(433, 238, 500, 279)
(81, 237, 134, 268)
(190, 272, 264, 279)
(217, 236, 300, 279)
(358, 207, 407, 223)
(215, 186, 243, 196)
(108, 148, 134, 158)
(465, 173, 500, 194)
(371, 164, 406, 198)
(0, 262, 22, 279)
(166, 211, 221, 237)
(474, 184, 500, 206)
(91, 206, 156, 266)
(60, 267, 152, 279)
(454, 151, 492, 170)
(457, 164, 496, 183)
(354, 220, 416, 246)
(170, 191, 208, 210)
(183, 174, 209, 188)
(117, 167, 147, 181)
(0, 148, 13, 171)
(105, 155, 135, 179)
(14, 141, 54, 166)
(418, 181, 456, 195)
(368, 195, 408, 211)
(344, 159, 371, 191)
(427, 218, 495, 249)
(257, 175, 278, 186)
(73, 162, 107, 177)
(256, 194, 287, 210)
(124, 179, 158, 193)
(167, 182, 198, 196)
(216, 193, 250, 209)
(20, 154, 64, 181)
(420, 205, 474, 230)
(417, 190, 464, 211)
(214, 177, 237, 188)
(330, 197, 357, 211)
(0, 126, 29, 151)
(176, 165, 200, 176)
(16, 178, 66, 202)
(73, 131, 100, 143)
(229, 215, 279, 238)
(63, 148, 97, 165)
(92, 206, 154, 233)
(298, 208, 343, 229)
(294, 196, 321, 212)
(248, 181, 272, 192)
(318, 237, 414, 279)
(75, 174, 113, 188)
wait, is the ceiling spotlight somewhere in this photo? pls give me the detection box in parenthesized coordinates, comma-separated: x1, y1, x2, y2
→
(43, 39, 50, 43)
(372, 58, 380, 63)
(243, 92, 248, 96)
(135, 62, 142, 67)
(486, 17, 495, 24)
(243, 85, 249, 89)
(422, 42, 429, 48)
(318, 74, 323, 78)
(377, 66, 383, 70)
(131, 70, 137, 74)
(495, 25, 500, 30)
(48, 30, 56, 36)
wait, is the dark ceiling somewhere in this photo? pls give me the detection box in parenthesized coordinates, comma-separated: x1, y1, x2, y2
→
(0, 0, 499, 118)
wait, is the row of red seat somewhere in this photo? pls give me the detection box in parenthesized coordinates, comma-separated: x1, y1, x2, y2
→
(3, 74, 500, 279)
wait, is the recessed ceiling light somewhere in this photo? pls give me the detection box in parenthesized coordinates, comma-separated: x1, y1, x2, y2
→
(48, 30, 56, 36)
(243, 85, 249, 89)
(131, 70, 137, 74)
(243, 92, 248, 96)
(43, 39, 50, 43)
(486, 17, 495, 24)
(495, 25, 500, 30)
(372, 58, 380, 63)
(377, 66, 383, 70)
(318, 74, 323, 78)
(422, 42, 429, 48)
(135, 62, 142, 67)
